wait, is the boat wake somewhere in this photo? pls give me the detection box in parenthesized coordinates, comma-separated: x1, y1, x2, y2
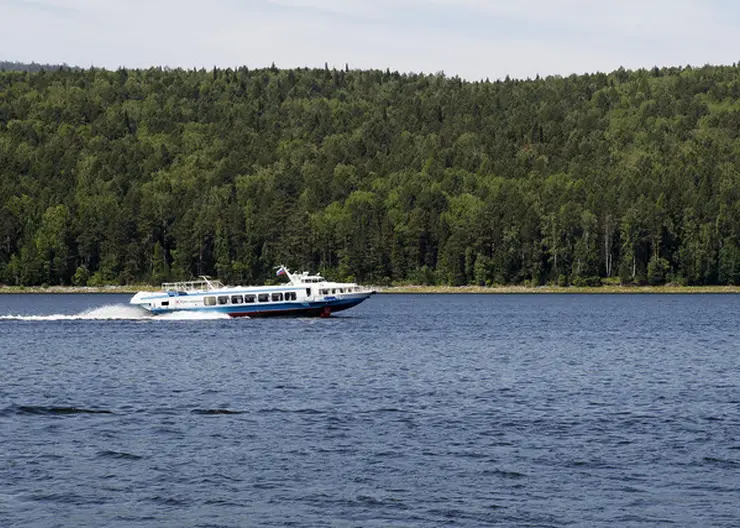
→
(0, 304, 232, 321)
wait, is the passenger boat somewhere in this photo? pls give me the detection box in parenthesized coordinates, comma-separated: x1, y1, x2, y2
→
(129, 266, 375, 317)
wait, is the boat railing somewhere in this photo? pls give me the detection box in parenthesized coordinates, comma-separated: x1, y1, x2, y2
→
(162, 276, 225, 292)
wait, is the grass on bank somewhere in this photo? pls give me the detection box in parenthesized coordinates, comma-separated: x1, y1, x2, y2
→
(378, 275, 740, 293)
(378, 284, 740, 294)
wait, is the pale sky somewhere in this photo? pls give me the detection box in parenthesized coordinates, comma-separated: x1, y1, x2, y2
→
(2, 0, 739, 80)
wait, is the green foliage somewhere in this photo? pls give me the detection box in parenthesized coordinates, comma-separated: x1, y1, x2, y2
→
(2, 64, 740, 285)
(647, 255, 671, 285)
(72, 265, 90, 286)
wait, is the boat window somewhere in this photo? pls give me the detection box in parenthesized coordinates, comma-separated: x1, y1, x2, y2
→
(204, 296, 217, 306)
(231, 295, 243, 304)
(258, 293, 269, 303)
(244, 295, 256, 303)
(271, 292, 283, 302)
(306, 288, 311, 297)
(332, 289, 336, 294)
(217, 296, 229, 305)
(285, 292, 296, 301)
(161, 301, 169, 307)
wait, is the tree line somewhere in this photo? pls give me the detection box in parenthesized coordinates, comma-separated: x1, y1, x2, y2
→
(2, 63, 740, 286)
(1, 61, 80, 73)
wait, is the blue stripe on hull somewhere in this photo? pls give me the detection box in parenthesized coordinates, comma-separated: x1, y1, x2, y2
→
(326, 297, 368, 313)
(140, 285, 303, 302)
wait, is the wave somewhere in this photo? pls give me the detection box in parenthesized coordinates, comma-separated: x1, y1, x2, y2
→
(97, 450, 144, 460)
(10, 405, 113, 415)
(2, 405, 247, 417)
(0, 304, 233, 321)
(191, 409, 245, 415)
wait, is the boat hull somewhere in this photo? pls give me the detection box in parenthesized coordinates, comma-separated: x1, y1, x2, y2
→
(142, 293, 374, 318)
(226, 295, 370, 318)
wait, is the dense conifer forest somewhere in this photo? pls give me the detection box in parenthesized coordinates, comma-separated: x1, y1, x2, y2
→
(2, 63, 740, 286)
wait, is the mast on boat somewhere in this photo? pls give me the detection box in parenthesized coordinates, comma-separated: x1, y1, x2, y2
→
(276, 265, 328, 285)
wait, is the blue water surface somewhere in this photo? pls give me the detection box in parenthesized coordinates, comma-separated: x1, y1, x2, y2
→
(1, 293, 739, 527)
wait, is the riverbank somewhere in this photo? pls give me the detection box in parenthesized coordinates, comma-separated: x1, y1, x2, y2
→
(3, 284, 740, 294)
(377, 284, 740, 294)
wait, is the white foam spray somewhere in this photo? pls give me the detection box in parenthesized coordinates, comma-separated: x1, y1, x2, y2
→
(0, 304, 233, 321)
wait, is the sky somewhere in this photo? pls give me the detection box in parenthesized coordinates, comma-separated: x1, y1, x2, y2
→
(2, 0, 739, 80)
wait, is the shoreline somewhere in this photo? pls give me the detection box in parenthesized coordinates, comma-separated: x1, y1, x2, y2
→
(379, 284, 740, 294)
(2, 284, 740, 294)
(381, 285, 740, 294)
(0, 285, 146, 294)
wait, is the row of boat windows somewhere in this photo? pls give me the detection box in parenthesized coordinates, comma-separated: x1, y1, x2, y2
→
(204, 292, 299, 306)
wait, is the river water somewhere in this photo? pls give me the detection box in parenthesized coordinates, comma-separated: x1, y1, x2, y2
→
(1, 293, 739, 527)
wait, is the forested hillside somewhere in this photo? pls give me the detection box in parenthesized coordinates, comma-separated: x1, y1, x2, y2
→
(2, 64, 740, 286)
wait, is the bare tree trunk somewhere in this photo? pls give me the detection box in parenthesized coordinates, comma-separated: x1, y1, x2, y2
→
(603, 214, 613, 277)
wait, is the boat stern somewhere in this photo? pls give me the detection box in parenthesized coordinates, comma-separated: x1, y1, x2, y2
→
(129, 291, 155, 311)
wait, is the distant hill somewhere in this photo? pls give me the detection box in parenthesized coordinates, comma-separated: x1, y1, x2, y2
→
(2, 63, 740, 287)
(0, 60, 79, 73)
